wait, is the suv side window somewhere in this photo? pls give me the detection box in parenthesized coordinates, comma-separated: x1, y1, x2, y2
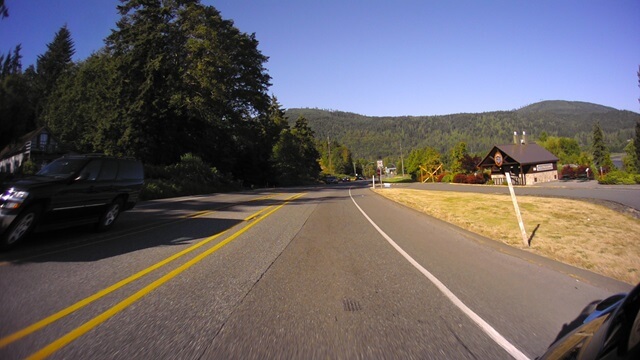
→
(81, 160, 102, 181)
(98, 159, 118, 181)
(117, 160, 144, 180)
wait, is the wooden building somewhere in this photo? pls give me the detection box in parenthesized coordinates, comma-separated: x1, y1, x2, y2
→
(478, 132, 559, 186)
(0, 126, 65, 175)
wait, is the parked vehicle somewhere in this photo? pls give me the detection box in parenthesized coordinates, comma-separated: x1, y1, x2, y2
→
(324, 175, 338, 184)
(0, 154, 144, 249)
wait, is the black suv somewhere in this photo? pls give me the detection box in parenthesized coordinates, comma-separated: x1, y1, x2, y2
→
(0, 154, 144, 249)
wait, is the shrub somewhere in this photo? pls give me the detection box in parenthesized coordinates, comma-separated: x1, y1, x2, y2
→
(466, 174, 485, 184)
(21, 160, 39, 175)
(440, 173, 454, 183)
(560, 165, 575, 179)
(452, 173, 467, 183)
(598, 171, 637, 185)
(140, 153, 239, 200)
(575, 165, 593, 179)
(141, 179, 181, 200)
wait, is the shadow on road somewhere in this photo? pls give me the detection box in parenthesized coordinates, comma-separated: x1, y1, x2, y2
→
(0, 186, 358, 264)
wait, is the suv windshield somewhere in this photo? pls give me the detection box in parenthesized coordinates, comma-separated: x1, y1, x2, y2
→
(37, 158, 88, 178)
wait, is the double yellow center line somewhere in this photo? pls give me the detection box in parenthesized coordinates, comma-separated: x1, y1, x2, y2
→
(1, 192, 305, 359)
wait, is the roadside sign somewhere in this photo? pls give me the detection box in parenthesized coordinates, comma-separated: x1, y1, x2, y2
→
(494, 151, 503, 167)
(377, 160, 383, 168)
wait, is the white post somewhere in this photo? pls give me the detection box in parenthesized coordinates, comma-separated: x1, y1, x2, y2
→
(372, 174, 375, 189)
(505, 173, 529, 247)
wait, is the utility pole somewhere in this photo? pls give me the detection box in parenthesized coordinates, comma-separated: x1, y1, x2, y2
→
(400, 141, 405, 177)
(327, 137, 331, 173)
(400, 124, 405, 177)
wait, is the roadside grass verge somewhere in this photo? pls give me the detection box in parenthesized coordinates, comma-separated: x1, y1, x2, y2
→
(382, 176, 413, 183)
(375, 188, 640, 285)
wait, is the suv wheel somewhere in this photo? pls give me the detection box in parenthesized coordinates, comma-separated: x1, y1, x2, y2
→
(97, 198, 123, 232)
(1, 206, 40, 249)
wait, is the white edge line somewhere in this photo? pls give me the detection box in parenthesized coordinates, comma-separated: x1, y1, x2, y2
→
(349, 188, 531, 360)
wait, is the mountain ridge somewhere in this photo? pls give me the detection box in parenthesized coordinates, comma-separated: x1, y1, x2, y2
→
(285, 101, 639, 160)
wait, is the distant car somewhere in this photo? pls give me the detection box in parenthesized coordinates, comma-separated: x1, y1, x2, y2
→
(355, 175, 365, 181)
(341, 177, 351, 182)
(0, 154, 144, 249)
(324, 175, 338, 184)
(539, 281, 640, 359)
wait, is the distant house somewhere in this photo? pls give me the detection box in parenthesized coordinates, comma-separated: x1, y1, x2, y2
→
(0, 126, 65, 174)
(385, 164, 397, 176)
(478, 132, 559, 186)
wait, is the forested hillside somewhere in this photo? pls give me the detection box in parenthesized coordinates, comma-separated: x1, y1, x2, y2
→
(286, 102, 639, 160)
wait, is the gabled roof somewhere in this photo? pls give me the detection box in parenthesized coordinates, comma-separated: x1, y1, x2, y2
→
(0, 126, 51, 159)
(479, 143, 558, 168)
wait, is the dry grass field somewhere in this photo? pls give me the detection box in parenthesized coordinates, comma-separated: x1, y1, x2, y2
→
(375, 188, 640, 285)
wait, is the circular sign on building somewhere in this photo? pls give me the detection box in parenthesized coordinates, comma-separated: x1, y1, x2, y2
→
(494, 151, 503, 167)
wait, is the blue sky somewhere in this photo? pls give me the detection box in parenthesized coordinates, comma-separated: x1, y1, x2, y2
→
(1, 0, 639, 116)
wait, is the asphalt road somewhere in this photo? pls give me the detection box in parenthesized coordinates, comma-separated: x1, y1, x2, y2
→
(402, 180, 640, 211)
(0, 182, 633, 359)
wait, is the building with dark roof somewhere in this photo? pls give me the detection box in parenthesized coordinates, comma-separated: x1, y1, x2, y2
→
(0, 126, 65, 175)
(478, 132, 559, 185)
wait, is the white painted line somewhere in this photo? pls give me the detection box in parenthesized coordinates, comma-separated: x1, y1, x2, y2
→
(349, 189, 531, 360)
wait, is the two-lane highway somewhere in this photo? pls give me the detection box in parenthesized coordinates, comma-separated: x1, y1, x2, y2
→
(0, 183, 631, 359)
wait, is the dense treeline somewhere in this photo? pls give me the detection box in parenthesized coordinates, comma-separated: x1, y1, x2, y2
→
(286, 102, 639, 161)
(1, 0, 321, 190)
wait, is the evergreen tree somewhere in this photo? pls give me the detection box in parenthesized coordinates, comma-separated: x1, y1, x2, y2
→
(538, 131, 548, 143)
(0, 45, 21, 76)
(35, 25, 76, 122)
(265, 95, 289, 143)
(591, 122, 614, 170)
(635, 121, 640, 172)
(623, 139, 637, 174)
(292, 116, 321, 180)
(0, 45, 35, 150)
(0, 0, 7, 19)
(271, 116, 320, 185)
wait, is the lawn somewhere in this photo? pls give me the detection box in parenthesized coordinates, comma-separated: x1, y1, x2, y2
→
(375, 188, 640, 285)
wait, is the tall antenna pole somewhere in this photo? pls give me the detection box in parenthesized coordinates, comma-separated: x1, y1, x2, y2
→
(327, 137, 331, 173)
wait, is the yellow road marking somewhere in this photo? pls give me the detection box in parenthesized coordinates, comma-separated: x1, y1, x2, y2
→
(0, 193, 300, 350)
(27, 192, 304, 359)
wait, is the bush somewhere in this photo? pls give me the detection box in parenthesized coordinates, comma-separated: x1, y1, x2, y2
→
(140, 153, 239, 200)
(560, 165, 575, 179)
(452, 173, 467, 183)
(598, 171, 638, 185)
(450, 173, 485, 184)
(141, 179, 181, 200)
(440, 173, 454, 183)
(466, 174, 485, 184)
(575, 165, 593, 179)
(21, 160, 39, 175)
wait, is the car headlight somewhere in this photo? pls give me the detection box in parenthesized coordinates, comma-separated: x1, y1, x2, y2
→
(0, 188, 30, 209)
